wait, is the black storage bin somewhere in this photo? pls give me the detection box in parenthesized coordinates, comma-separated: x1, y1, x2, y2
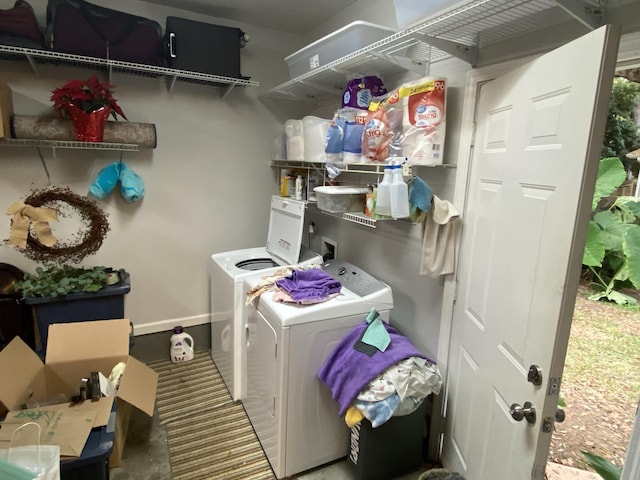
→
(348, 398, 428, 480)
(165, 16, 245, 79)
(25, 275, 130, 355)
(0, 263, 36, 351)
(0, 295, 36, 350)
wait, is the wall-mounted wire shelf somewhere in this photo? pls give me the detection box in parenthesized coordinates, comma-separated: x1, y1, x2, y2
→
(263, 0, 609, 103)
(0, 45, 259, 98)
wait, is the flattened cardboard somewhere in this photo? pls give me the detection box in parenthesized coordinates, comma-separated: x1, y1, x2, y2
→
(0, 407, 98, 457)
(0, 82, 13, 138)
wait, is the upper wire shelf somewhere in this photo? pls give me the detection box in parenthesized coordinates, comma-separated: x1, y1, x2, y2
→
(0, 138, 139, 152)
(0, 45, 259, 97)
(263, 0, 600, 102)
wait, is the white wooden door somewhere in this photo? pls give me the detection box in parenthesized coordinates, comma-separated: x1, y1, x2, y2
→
(442, 25, 620, 479)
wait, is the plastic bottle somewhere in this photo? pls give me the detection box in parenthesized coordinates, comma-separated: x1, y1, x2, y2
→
(280, 169, 292, 197)
(170, 326, 194, 363)
(375, 162, 393, 217)
(390, 162, 410, 219)
(295, 175, 304, 200)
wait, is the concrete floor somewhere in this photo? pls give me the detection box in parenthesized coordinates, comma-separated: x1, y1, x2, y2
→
(114, 328, 435, 479)
(107, 410, 601, 480)
(108, 401, 434, 480)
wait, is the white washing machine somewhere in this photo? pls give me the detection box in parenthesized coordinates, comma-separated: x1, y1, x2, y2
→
(209, 196, 322, 401)
(243, 260, 393, 479)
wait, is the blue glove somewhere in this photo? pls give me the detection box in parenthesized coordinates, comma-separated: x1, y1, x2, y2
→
(89, 162, 121, 200)
(119, 162, 145, 203)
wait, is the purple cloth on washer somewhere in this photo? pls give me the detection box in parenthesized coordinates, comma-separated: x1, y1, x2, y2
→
(317, 321, 433, 417)
(275, 269, 342, 303)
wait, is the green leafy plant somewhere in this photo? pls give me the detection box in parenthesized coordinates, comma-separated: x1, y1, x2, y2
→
(582, 451, 622, 480)
(12, 265, 125, 298)
(582, 156, 640, 305)
(602, 77, 640, 176)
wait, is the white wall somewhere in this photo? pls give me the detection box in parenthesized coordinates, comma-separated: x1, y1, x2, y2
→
(0, 0, 307, 335)
(0, 0, 475, 360)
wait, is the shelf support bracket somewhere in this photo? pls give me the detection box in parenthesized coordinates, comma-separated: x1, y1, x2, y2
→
(369, 51, 430, 75)
(167, 75, 178, 93)
(222, 84, 236, 99)
(25, 54, 38, 76)
(556, 0, 603, 30)
(36, 147, 52, 184)
(407, 33, 477, 65)
(298, 79, 342, 96)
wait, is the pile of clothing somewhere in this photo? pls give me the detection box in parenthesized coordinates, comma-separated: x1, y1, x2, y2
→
(245, 265, 341, 305)
(318, 308, 442, 428)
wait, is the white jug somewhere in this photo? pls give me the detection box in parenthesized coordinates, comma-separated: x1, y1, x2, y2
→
(170, 326, 194, 363)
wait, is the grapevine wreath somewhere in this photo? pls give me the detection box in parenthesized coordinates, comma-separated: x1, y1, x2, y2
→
(9, 186, 110, 264)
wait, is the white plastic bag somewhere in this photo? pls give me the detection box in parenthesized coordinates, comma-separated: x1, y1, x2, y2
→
(0, 423, 60, 480)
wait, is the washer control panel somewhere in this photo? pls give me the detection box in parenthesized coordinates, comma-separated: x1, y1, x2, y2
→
(322, 260, 388, 297)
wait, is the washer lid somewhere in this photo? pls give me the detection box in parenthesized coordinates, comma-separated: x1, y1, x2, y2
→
(266, 196, 307, 266)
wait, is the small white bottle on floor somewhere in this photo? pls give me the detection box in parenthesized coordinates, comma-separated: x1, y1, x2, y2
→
(170, 326, 194, 363)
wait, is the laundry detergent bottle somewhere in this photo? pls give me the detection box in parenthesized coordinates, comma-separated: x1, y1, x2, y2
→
(170, 326, 194, 363)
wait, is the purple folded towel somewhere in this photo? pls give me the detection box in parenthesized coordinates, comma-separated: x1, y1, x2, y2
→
(275, 269, 342, 303)
(317, 321, 434, 416)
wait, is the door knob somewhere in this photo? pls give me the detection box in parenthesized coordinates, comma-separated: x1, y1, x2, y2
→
(510, 401, 536, 424)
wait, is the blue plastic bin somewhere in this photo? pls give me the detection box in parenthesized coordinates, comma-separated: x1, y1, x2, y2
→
(25, 276, 130, 355)
(60, 403, 116, 480)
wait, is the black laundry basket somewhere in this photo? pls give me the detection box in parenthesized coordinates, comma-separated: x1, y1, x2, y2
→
(348, 398, 429, 480)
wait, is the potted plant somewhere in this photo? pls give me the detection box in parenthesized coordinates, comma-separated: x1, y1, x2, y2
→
(50, 74, 127, 142)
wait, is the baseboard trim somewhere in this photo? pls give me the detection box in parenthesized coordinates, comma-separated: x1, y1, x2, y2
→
(134, 314, 210, 336)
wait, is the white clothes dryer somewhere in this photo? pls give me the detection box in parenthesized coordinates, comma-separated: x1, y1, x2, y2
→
(243, 260, 393, 479)
(209, 196, 322, 401)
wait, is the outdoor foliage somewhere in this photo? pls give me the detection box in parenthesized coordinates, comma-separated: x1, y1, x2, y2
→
(602, 77, 640, 176)
(582, 451, 622, 480)
(583, 156, 640, 304)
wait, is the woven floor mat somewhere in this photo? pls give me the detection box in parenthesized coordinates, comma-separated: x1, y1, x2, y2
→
(149, 352, 276, 480)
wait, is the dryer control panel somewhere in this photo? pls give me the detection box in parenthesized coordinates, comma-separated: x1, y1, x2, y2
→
(322, 260, 388, 298)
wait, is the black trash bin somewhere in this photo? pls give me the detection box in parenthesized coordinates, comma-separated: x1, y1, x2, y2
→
(0, 263, 36, 351)
(348, 398, 429, 480)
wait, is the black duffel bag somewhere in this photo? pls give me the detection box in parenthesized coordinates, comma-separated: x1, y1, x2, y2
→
(0, 0, 46, 49)
(46, 0, 166, 66)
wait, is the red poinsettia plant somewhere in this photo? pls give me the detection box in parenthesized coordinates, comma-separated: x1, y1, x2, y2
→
(50, 74, 127, 120)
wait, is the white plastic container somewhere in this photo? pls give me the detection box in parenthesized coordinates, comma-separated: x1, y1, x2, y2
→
(303, 116, 331, 163)
(170, 326, 194, 363)
(390, 164, 410, 219)
(393, 0, 465, 28)
(295, 175, 304, 200)
(285, 119, 305, 160)
(285, 21, 396, 79)
(314, 186, 369, 213)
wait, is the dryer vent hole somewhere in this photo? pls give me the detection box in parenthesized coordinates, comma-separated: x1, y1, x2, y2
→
(322, 238, 337, 261)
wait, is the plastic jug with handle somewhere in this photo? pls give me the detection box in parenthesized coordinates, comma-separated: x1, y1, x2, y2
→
(170, 326, 194, 363)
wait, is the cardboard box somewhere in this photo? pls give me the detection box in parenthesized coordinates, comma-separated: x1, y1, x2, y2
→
(0, 318, 158, 467)
(0, 82, 13, 138)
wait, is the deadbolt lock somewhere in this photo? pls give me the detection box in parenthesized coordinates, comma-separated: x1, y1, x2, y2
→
(527, 364, 543, 386)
